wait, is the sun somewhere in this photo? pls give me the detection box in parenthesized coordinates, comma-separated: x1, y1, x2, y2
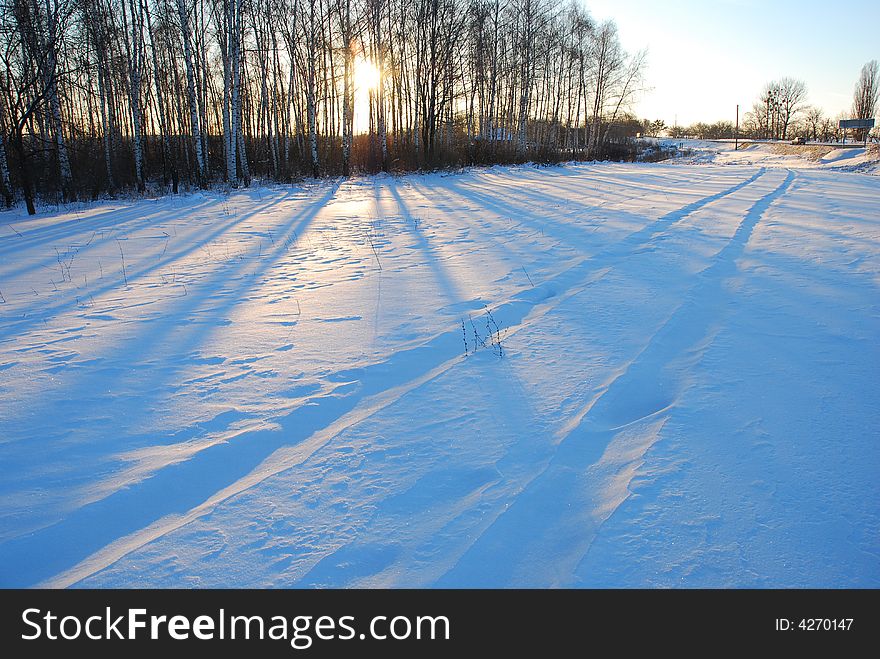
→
(352, 58, 381, 134)
(354, 57, 381, 92)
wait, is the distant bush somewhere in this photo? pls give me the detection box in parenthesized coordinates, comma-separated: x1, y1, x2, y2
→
(636, 141, 684, 163)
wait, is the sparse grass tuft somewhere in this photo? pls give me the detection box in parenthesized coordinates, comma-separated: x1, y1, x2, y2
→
(115, 238, 128, 287)
(461, 306, 505, 358)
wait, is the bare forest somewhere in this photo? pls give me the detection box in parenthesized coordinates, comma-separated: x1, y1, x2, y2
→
(0, 0, 645, 213)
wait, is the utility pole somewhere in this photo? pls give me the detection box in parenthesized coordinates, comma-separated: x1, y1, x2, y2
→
(735, 104, 739, 150)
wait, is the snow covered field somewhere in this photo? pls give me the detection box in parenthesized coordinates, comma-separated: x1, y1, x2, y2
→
(1, 151, 878, 588)
(677, 139, 880, 174)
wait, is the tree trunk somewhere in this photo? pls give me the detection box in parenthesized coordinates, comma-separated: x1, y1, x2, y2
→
(177, 0, 205, 184)
(224, 0, 237, 184)
(96, 51, 115, 190)
(44, 0, 72, 200)
(341, 0, 352, 176)
(231, 0, 247, 184)
(122, 0, 146, 192)
(14, 130, 36, 215)
(146, 0, 177, 193)
(307, 0, 319, 178)
(0, 134, 12, 207)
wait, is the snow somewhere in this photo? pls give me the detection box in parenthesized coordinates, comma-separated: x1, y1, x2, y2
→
(1, 158, 878, 588)
(819, 148, 866, 165)
(672, 139, 880, 174)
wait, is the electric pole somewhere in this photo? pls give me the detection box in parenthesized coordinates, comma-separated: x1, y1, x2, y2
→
(735, 104, 739, 151)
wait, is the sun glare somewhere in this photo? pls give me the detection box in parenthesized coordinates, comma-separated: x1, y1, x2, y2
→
(352, 58, 381, 133)
(354, 58, 381, 92)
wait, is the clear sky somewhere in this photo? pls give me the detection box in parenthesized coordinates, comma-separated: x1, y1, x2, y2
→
(584, 0, 880, 126)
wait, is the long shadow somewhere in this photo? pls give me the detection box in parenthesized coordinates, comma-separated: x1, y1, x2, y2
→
(438, 176, 650, 248)
(0, 196, 221, 261)
(482, 161, 723, 197)
(408, 173, 636, 266)
(421, 172, 619, 238)
(2, 184, 338, 458)
(475, 169, 635, 213)
(437, 166, 766, 265)
(384, 182, 468, 304)
(470, 164, 753, 222)
(0, 185, 345, 586)
(0, 303, 465, 587)
(436, 170, 794, 587)
(0, 197, 223, 281)
(401, 178, 557, 266)
(0, 191, 297, 342)
(590, 167, 768, 257)
(0, 169, 774, 587)
(301, 169, 763, 588)
(6, 219, 617, 588)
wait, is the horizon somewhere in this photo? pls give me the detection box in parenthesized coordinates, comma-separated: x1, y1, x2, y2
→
(586, 0, 880, 126)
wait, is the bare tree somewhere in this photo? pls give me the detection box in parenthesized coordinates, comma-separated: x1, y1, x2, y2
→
(804, 106, 823, 142)
(3, 0, 61, 213)
(0, 0, 652, 208)
(120, 0, 146, 192)
(587, 20, 623, 157)
(851, 59, 879, 141)
(302, 0, 319, 177)
(41, 0, 73, 200)
(177, 0, 205, 183)
(334, 0, 352, 175)
(775, 77, 807, 141)
(749, 78, 807, 141)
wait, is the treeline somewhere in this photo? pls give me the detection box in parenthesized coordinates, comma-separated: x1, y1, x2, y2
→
(666, 62, 880, 144)
(666, 121, 735, 140)
(0, 0, 645, 214)
(744, 64, 879, 143)
(668, 112, 846, 143)
(669, 114, 837, 142)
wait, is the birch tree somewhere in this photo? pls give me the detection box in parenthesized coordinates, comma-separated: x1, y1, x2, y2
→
(177, 0, 205, 182)
(0, 0, 651, 205)
(121, 0, 146, 191)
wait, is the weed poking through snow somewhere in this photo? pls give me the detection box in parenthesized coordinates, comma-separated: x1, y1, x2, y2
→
(54, 246, 77, 282)
(115, 239, 128, 287)
(366, 221, 382, 270)
(461, 306, 505, 358)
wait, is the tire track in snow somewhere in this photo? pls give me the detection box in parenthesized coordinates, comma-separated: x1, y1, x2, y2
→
(293, 167, 778, 587)
(443, 168, 768, 265)
(436, 169, 796, 587)
(14, 167, 769, 588)
(469, 164, 739, 218)
(37, 262, 615, 589)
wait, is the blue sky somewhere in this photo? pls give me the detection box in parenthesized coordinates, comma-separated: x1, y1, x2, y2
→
(584, 0, 880, 126)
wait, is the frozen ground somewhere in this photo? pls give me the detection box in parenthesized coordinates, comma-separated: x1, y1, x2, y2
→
(1, 155, 878, 588)
(673, 139, 880, 174)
